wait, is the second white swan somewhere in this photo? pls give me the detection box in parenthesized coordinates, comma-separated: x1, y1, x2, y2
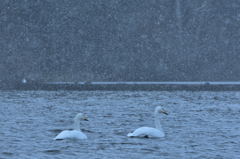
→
(54, 113, 88, 140)
(127, 106, 168, 138)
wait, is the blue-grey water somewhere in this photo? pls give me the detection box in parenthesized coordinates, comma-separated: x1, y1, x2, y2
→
(0, 91, 239, 159)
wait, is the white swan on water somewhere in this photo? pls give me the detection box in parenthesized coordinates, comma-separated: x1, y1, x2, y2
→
(54, 113, 88, 140)
(127, 106, 168, 138)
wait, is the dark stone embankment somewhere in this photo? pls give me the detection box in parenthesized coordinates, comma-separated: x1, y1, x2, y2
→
(1, 81, 240, 91)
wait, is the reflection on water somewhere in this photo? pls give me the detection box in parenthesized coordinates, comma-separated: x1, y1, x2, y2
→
(0, 91, 240, 159)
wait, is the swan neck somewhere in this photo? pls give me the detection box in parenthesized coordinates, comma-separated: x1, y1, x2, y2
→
(73, 119, 81, 131)
(154, 112, 163, 131)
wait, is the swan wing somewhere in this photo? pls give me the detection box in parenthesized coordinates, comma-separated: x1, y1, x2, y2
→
(127, 127, 164, 138)
(54, 130, 87, 140)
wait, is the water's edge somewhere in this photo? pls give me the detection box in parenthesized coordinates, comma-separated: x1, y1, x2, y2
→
(1, 81, 240, 91)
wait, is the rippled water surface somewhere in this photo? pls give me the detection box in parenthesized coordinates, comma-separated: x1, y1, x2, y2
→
(0, 91, 240, 159)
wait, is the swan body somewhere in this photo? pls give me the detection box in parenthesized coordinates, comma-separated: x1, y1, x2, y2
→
(128, 106, 168, 138)
(127, 127, 164, 138)
(54, 113, 88, 140)
(54, 130, 87, 140)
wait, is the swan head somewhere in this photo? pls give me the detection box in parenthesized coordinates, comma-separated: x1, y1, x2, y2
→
(155, 106, 168, 115)
(74, 113, 88, 121)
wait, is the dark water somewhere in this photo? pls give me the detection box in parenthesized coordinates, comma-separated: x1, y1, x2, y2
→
(0, 91, 239, 159)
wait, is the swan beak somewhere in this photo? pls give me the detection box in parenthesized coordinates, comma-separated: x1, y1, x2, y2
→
(160, 110, 168, 115)
(82, 115, 89, 121)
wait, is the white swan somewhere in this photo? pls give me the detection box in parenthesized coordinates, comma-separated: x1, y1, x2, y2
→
(54, 113, 88, 140)
(127, 106, 168, 138)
